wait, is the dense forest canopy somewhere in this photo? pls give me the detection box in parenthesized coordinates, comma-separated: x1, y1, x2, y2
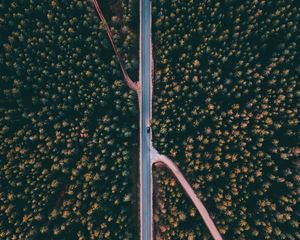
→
(152, 0, 299, 239)
(0, 1, 139, 239)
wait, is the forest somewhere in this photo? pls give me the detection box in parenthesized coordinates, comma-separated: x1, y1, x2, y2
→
(0, 0, 139, 239)
(0, 0, 299, 239)
(152, 0, 299, 239)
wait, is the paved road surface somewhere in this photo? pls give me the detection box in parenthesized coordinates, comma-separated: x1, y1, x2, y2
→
(94, 0, 222, 239)
(139, 0, 152, 239)
(94, 0, 222, 238)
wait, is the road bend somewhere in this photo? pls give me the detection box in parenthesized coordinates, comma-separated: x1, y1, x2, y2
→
(139, 0, 152, 239)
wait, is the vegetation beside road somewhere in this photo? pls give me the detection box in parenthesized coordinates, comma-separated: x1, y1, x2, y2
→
(0, 0, 138, 239)
(1, 0, 299, 239)
(152, 0, 299, 239)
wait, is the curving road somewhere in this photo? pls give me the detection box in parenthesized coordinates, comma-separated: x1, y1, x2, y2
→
(139, 0, 152, 239)
(152, 153, 223, 240)
(93, 0, 138, 92)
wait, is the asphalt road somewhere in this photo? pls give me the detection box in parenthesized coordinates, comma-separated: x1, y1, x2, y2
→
(93, 1, 221, 239)
(140, 0, 152, 239)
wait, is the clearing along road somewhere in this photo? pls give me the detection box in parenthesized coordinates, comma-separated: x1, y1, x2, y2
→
(139, 0, 152, 239)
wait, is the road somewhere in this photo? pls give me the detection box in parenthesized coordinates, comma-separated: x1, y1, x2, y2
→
(152, 153, 223, 240)
(139, 0, 152, 239)
(93, 0, 138, 92)
(138, 1, 223, 239)
(93, 1, 222, 239)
